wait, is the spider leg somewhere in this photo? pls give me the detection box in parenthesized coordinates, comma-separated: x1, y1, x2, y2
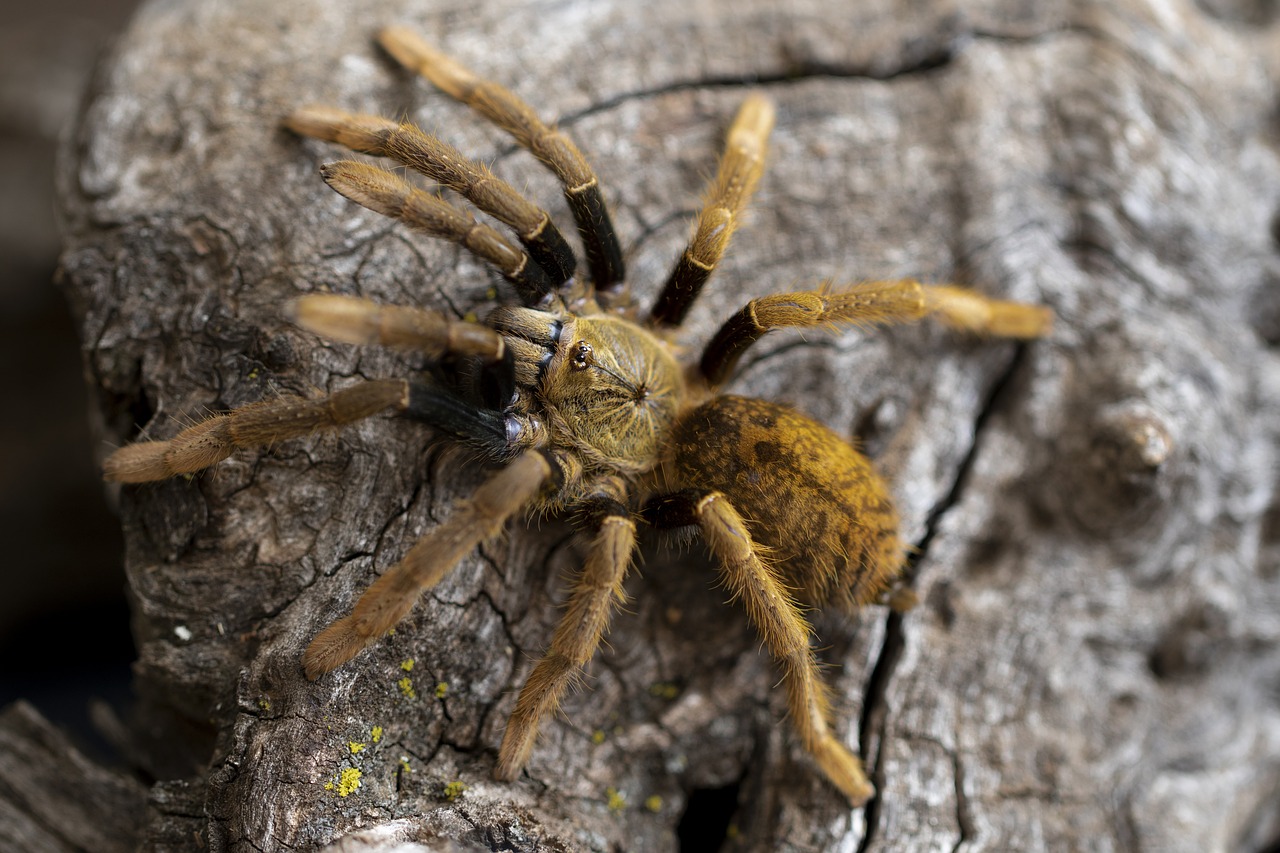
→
(495, 497, 635, 780)
(378, 26, 625, 291)
(292, 293, 507, 358)
(305, 451, 559, 678)
(103, 378, 410, 483)
(400, 382, 513, 453)
(104, 291, 535, 483)
(648, 95, 775, 327)
(292, 293, 517, 406)
(644, 488, 875, 807)
(287, 107, 575, 289)
(319, 160, 555, 304)
(699, 279, 1054, 385)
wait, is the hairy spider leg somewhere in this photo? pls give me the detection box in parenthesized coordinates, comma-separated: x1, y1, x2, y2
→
(699, 279, 1055, 386)
(101, 291, 535, 483)
(287, 107, 575, 291)
(292, 293, 506, 358)
(496, 497, 635, 780)
(401, 382, 513, 454)
(320, 160, 554, 304)
(379, 26, 625, 291)
(102, 379, 411, 483)
(305, 451, 558, 678)
(648, 94, 775, 327)
(645, 489, 875, 806)
(292, 293, 518, 406)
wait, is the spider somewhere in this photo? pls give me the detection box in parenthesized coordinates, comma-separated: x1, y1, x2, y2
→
(103, 26, 1051, 806)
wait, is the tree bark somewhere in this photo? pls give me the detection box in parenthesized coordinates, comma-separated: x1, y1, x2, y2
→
(0, 702, 147, 852)
(48, 0, 1280, 850)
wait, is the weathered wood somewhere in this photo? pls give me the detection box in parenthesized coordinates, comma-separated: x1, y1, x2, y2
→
(50, 0, 1280, 850)
(0, 702, 146, 852)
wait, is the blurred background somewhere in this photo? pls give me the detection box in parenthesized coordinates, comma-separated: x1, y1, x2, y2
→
(0, 0, 142, 756)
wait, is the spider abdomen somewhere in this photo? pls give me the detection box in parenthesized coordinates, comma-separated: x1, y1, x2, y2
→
(669, 395, 904, 609)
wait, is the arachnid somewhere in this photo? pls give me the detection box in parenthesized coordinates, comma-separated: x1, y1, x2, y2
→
(103, 27, 1051, 806)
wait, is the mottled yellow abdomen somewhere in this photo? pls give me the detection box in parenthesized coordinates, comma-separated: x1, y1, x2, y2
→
(669, 396, 904, 610)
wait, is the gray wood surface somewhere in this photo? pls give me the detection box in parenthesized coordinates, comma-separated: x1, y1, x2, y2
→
(44, 0, 1280, 849)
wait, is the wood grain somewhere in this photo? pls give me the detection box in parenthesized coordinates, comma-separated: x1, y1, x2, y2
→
(43, 0, 1280, 849)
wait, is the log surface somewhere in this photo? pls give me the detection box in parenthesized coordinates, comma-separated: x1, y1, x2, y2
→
(47, 0, 1280, 850)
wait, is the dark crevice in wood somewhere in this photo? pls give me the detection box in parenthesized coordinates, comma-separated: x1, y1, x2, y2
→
(855, 609, 904, 853)
(914, 343, 1029, 568)
(677, 775, 742, 852)
(858, 345, 1030, 849)
(950, 748, 973, 853)
(558, 48, 961, 130)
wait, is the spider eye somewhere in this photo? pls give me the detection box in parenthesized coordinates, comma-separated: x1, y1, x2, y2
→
(570, 341, 594, 370)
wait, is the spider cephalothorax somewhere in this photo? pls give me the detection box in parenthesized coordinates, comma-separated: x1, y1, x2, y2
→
(103, 26, 1051, 805)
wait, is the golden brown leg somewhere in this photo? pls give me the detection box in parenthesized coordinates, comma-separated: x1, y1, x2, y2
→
(693, 490, 875, 806)
(286, 106, 575, 286)
(921, 284, 1053, 337)
(304, 451, 555, 678)
(700, 279, 1054, 385)
(291, 294, 506, 361)
(377, 26, 625, 289)
(319, 160, 554, 303)
(103, 379, 409, 483)
(649, 95, 775, 327)
(295, 294, 518, 414)
(495, 500, 635, 780)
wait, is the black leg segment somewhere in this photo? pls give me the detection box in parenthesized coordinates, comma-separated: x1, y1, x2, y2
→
(574, 496, 631, 531)
(403, 382, 508, 455)
(648, 254, 713, 328)
(566, 181, 626, 291)
(641, 489, 708, 530)
(698, 303, 766, 386)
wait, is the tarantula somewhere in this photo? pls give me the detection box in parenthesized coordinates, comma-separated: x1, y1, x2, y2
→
(104, 26, 1051, 806)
